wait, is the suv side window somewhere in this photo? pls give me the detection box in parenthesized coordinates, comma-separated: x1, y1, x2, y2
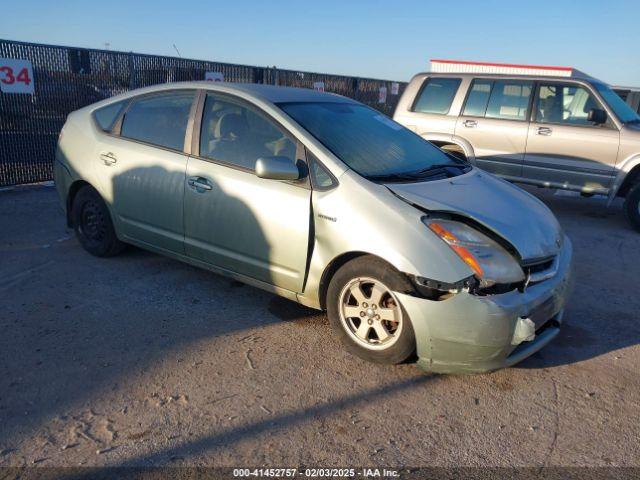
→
(536, 83, 604, 126)
(199, 93, 297, 171)
(485, 81, 532, 120)
(412, 77, 461, 114)
(463, 79, 533, 120)
(120, 92, 195, 151)
(463, 80, 492, 117)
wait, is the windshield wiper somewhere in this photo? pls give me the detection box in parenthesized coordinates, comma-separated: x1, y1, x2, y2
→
(411, 163, 470, 175)
(366, 163, 471, 183)
(365, 172, 422, 182)
(408, 163, 471, 176)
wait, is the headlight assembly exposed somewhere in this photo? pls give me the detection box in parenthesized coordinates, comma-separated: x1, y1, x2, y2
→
(422, 218, 525, 288)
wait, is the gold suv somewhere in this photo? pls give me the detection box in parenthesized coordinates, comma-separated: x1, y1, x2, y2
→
(394, 72, 640, 230)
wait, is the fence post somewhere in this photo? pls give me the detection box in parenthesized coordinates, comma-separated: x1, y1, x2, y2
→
(128, 51, 135, 90)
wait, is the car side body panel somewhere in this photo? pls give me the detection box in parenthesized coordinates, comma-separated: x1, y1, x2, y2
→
(298, 169, 475, 309)
(94, 134, 189, 254)
(184, 156, 311, 293)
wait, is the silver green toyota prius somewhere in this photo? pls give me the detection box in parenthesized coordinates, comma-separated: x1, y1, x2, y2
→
(54, 82, 573, 373)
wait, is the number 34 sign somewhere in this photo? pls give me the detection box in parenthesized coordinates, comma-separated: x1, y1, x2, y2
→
(0, 58, 35, 94)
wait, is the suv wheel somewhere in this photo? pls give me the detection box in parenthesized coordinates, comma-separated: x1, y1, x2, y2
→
(624, 182, 640, 232)
(326, 256, 416, 364)
(71, 186, 125, 257)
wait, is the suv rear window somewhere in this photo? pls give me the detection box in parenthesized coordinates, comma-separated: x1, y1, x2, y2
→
(412, 78, 461, 114)
(463, 79, 533, 120)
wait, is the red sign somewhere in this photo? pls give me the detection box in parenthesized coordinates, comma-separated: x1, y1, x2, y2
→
(0, 59, 35, 94)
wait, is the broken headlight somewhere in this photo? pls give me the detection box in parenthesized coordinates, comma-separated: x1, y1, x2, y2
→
(423, 218, 525, 288)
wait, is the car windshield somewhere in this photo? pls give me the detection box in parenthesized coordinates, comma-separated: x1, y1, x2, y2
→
(593, 82, 640, 124)
(278, 102, 464, 180)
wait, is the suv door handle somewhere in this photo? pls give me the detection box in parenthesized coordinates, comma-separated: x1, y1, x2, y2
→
(537, 127, 553, 136)
(188, 176, 212, 191)
(463, 119, 477, 128)
(100, 152, 117, 165)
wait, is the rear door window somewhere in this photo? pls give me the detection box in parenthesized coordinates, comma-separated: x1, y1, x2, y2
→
(485, 81, 532, 120)
(463, 79, 533, 120)
(462, 80, 492, 117)
(412, 77, 461, 114)
(120, 91, 195, 151)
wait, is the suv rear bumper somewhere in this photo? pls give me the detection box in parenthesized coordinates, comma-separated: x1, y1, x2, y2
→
(395, 236, 573, 374)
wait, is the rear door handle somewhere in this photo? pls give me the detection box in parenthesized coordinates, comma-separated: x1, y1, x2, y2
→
(188, 176, 212, 191)
(537, 127, 553, 136)
(100, 152, 117, 165)
(463, 119, 477, 128)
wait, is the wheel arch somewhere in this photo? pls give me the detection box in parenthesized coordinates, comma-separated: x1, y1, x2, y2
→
(421, 134, 476, 164)
(617, 164, 640, 198)
(318, 251, 406, 311)
(609, 155, 640, 205)
(66, 179, 92, 227)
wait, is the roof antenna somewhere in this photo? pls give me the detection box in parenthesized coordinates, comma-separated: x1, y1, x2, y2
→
(173, 44, 182, 58)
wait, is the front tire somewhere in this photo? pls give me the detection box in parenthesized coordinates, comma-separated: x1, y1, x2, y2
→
(624, 183, 640, 232)
(326, 256, 416, 364)
(71, 186, 125, 257)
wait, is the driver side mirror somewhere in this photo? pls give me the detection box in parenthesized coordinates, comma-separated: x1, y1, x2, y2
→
(255, 156, 301, 181)
(588, 108, 607, 125)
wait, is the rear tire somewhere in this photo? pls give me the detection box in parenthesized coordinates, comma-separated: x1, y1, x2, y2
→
(71, 186, 125, 257)
(624, 183, 640, 232)
(326, 256, 416, 364)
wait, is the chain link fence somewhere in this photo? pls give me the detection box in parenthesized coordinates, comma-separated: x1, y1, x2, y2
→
(0, 39, 406, 187)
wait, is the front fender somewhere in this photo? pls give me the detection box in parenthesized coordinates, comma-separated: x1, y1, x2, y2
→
(298, 171, 474, 309)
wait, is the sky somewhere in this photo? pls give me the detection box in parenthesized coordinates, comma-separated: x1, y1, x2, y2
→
(2, 0, 639, 86)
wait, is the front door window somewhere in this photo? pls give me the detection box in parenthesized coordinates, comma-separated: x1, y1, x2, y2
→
(535, 83, 603, 126)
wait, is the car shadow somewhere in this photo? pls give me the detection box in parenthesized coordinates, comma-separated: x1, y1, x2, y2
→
(0, 162, 311, 449)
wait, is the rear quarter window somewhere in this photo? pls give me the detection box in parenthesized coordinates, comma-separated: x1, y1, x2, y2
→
(412, 77, 461, 114)
(93, 101, 126, 132)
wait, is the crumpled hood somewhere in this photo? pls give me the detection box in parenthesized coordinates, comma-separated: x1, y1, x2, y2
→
(387, 169, 562, 261)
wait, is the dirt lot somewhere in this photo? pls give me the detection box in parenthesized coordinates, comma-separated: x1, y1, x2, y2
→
(0, 184, 639, 470)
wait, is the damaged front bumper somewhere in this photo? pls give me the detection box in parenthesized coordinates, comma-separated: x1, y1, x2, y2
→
(396, 236, 573, 374)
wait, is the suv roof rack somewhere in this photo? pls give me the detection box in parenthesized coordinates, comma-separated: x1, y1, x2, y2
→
(429, 59, 594, 79)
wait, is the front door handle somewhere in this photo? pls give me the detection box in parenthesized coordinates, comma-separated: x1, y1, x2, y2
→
(463, 119, 477, 128)
(188, 176, 212, 191)
(100, 152, 117, 165)
(537, 127, 553, 136)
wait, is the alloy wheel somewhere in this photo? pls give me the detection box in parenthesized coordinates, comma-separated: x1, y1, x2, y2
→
(338, 277, 403, 351)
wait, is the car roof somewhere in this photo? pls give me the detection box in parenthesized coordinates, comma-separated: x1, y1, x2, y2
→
(213, 82, 355, 103)
(99, 81, 357, 106)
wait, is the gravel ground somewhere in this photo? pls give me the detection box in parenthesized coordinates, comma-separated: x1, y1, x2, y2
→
(0, 184, 638, 470)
